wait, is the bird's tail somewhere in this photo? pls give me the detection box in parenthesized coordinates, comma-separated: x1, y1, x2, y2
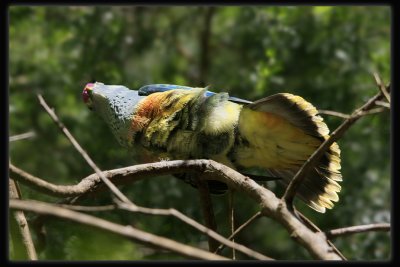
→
(237, 93, 342, 213)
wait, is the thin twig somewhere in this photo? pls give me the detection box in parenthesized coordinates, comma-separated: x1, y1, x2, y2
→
(318, 110, 350, 119)
(228, 189, 236, 259)
(282, 79, 386, 207)
(115, 200, 273, 260)
(196, 177, 219, 252)
(326, 223, 390, 239)
(9, 179, 38, 260)
(318, 107, 387, 119)
(358, 107, 387, 116)
(58, 204, 116, 212)
(375, 100, 390, 109)
(215, 211, 262, 254)
(373, 73, 390, 103)
(9, 131, 36, 142)
(37, 94, 133, 205)
(9, 199, 228, 260)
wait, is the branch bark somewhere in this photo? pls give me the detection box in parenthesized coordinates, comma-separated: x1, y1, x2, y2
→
(9, 131, 36, 142)
(9, 179, 38, 260)
(10, 163, 271, 260)
(326, 223, 390, 239)
(115, 200, 272, 260)
(10, 199, 228, 260)
(37, 94, 134, 205)
(196, 177, 219, 252)
(10, 159, 341, 259)
(373, 73, 390, 103)
(215, 211, 262, 254)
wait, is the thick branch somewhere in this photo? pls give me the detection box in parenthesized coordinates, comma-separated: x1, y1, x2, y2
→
(10, 199, 228, 260)
(326, 223, 390, 239)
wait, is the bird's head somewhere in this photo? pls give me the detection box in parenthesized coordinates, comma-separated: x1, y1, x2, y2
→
(82, 82, 145, 146)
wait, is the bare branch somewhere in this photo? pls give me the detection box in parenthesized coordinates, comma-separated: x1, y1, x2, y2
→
(358, 107, 387, 116)
(9, 179, 38, 260)
(318, 110, 350, 119)
(10, 164, 271, 260)
(228, 189, 236, 259)
(373, 73, 390, 103)
(318, 107, 387, 119)
(215, 211, 262, 254)
(9, 163, 102, 197)
(375, 100, 390, 109)
(11, 159, 342, 259)
(196, 177, 219, 252)
(115, 200, 273, 260)
(58, 204, 116, 212)
(295, 209, 347, 260)
(37, 94, 133, 205)
(9, 131, 36, 142)
(10, 199, 228, 260)
(326, 223, 390, 239)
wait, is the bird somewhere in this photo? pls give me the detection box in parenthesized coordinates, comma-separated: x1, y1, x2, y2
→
(82, 82, 342, 213)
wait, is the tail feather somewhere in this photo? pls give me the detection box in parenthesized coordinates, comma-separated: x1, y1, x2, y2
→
(237, 93, 343, 213)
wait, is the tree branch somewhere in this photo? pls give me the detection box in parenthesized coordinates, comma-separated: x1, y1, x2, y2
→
(215, 211, 262, 254)
(228, 189, 235, 259)
(115, 200, 272, 260)
(196, 177, 219, 252)
(375, 100, 390, 109)
(37, 94, 134, 205)
(294, 209, 347, 260)
(10, 159, 341, 259)
(373, 73, 390, 103)
(318, 110, 350, 119)
(9, 131, 36, 142)
(9, 199, 228, 260)
(9, 179, 38, 260)
(326, 223, 390, 239)
(10, 163, 272, 260)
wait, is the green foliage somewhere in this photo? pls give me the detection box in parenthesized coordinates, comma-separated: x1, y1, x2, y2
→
(9, 6, 390, 260)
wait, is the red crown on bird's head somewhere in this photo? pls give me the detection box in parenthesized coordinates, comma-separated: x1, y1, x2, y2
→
(82, 83, 94, 104)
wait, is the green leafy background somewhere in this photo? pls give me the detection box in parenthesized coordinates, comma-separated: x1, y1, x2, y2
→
(9, 6, 390, 260)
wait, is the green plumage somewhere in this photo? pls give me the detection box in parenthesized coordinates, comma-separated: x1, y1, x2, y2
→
(84, 82, 342, 213)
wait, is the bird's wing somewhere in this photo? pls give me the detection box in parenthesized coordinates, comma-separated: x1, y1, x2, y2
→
(138, 84, 252, 104)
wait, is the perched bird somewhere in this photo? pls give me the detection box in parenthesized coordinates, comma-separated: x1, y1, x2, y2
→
(82, 82, 342, 213)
